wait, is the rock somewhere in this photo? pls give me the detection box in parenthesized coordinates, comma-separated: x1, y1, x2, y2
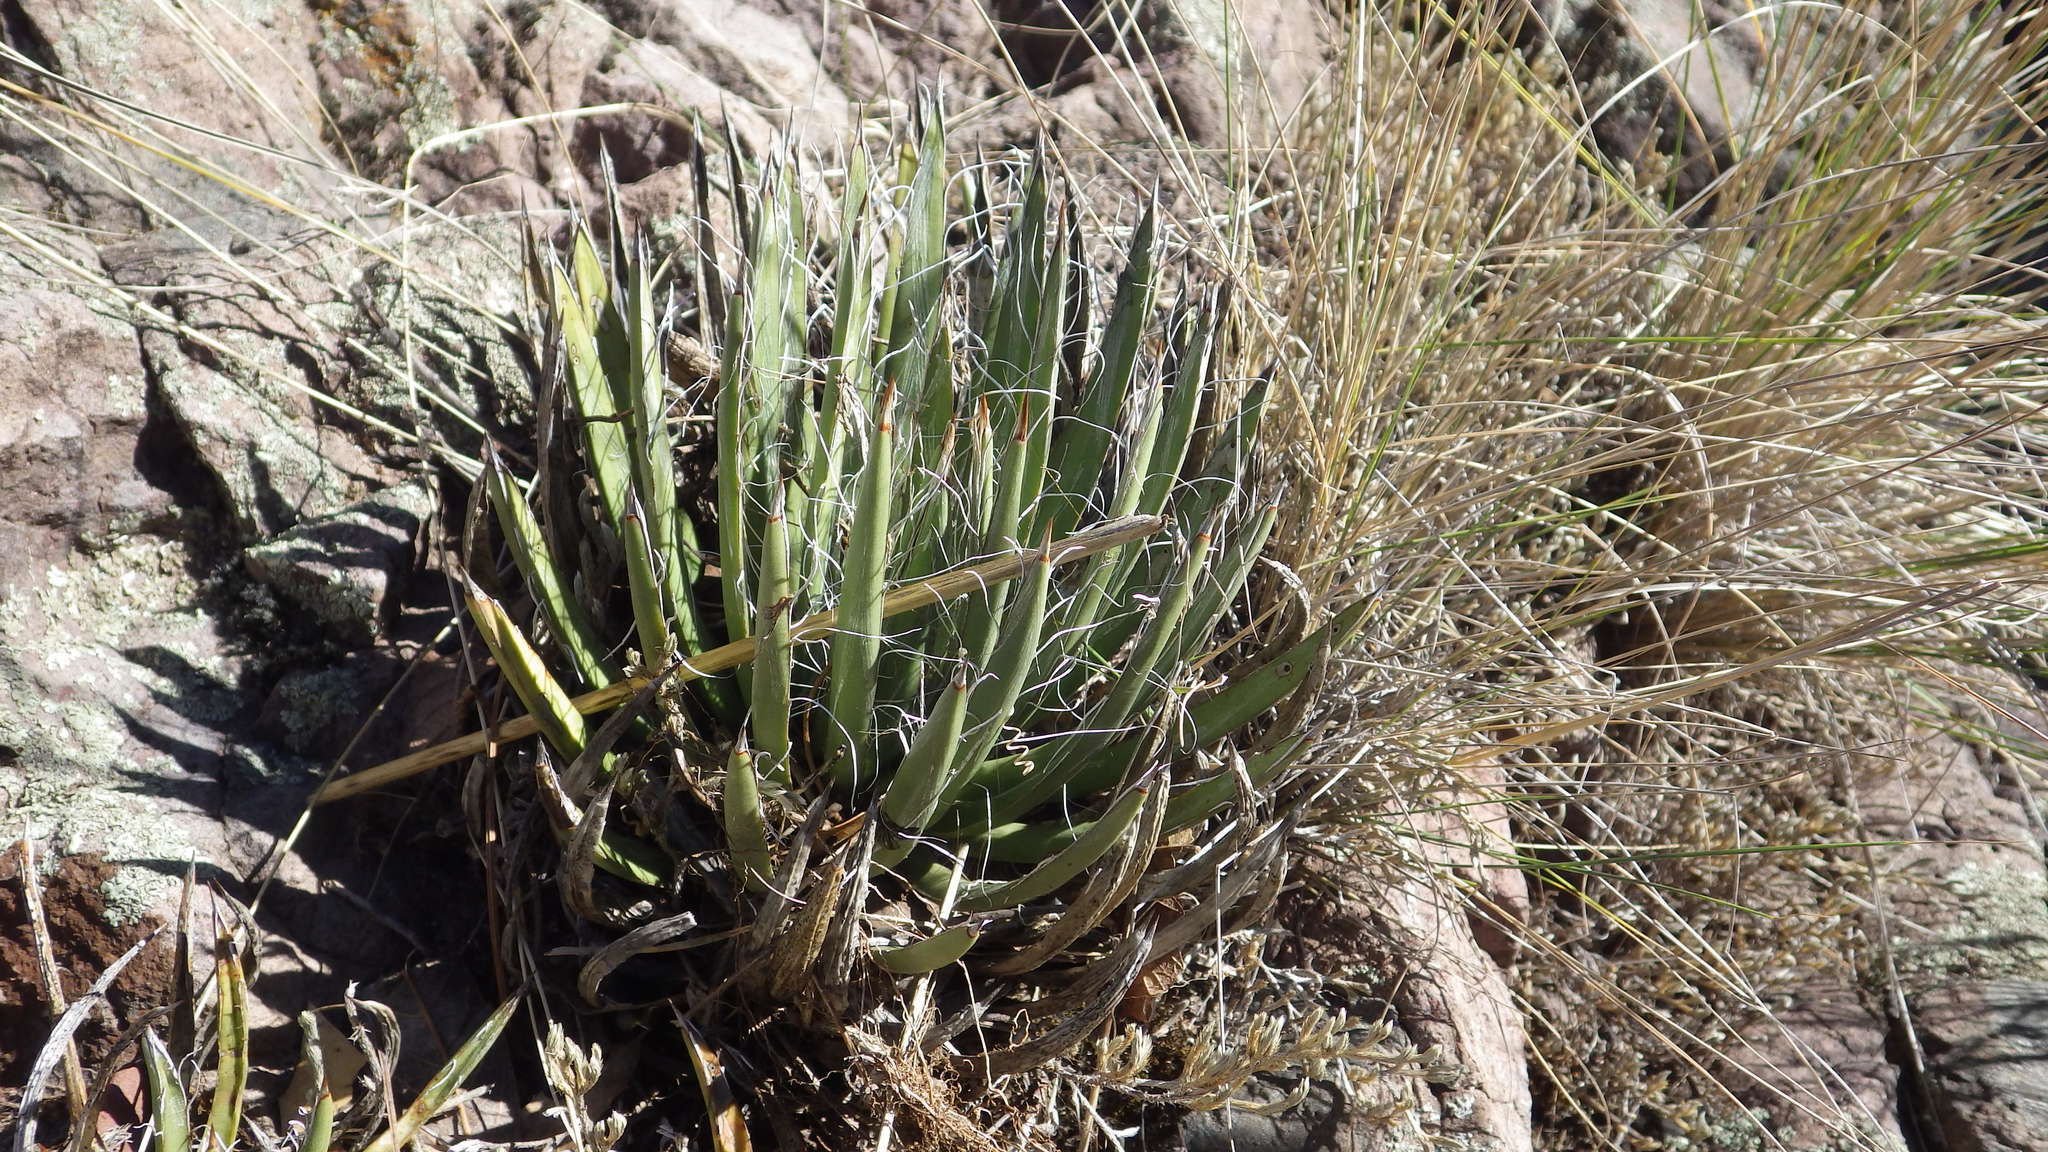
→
(244, 481, 434, 644)
(5, 0, 340, 227)
(1259, 856, 1535, 1152)
(1111, 0, 1337, 147)
(102, 226, 372, 538)
(1715, 984, 1907, 1151)
(0, 230, 166, 594)
(1380, 878, 1534, 1152)
(1181, 1082, 1391, 1152)
(1851, 722, 2048, 1152)
(947, 0, 1337, 153)
(575, 37, 786, 171)
(1914, 980, 2048, 1152)
(606, 0, 861, 148)
(0, 531, 248, 928)
(145, 330, 363, 539)
(258, 653, 404, 757)
(337, 217, 537, 456)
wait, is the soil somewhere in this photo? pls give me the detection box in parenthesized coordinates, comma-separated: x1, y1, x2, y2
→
(0, 851, 175, 1114)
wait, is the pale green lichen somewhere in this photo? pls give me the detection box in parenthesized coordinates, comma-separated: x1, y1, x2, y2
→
(1, 535, 238, 925)
(1899, 860, 2048, 982)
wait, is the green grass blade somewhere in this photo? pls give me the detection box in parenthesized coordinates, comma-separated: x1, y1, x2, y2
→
(361, 996, 519, 1152)
(617, 227, 717, 671)
(980, 156, 1052, 412)
(963, 397, 996, 551)
(957, 597, 1368, 834)
(203, 938, 246, 1152)
(1082, 517, 1214, 734)
(139, 1029, 190, 1152)
(1164, 497, 1281, 671)
(747, 156, 808, 473)
(1001, 214, 1069, 534)
(1030, 370, 1169, 686)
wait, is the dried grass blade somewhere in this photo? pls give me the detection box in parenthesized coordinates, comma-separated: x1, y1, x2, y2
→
(13, 838, 87, 1130)
(677, 1015, 753, 1152)
(766, 855, 845, 1002)
(315, 516, 1166, 804)
(578, 913, 700, 1006)
(562, 779, 620, 923)
(964, 917, 1157, 1080)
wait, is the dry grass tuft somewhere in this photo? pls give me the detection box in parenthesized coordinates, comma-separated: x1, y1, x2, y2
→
(1237, 0, 2048, 1146)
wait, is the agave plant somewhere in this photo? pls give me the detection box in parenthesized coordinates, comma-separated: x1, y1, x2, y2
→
(442, 112, 1359, 1100)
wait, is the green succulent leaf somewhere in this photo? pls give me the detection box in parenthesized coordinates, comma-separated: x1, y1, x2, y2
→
(953, 771, 1158, 913)
(1042, 197, 1157, 538)
(822, 384, 898, 789)
(880, 655, 974, 831)
(750, 484, 796, 773)
(483, 452, 616, 691)
(555, 258, 635, 536)
(622, 497, 675, 670)
(874, 923, 980, 974)
(465, 582, 587, 759)
(377, 137, 1302, 1077)
(724, 742, 774, 893)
